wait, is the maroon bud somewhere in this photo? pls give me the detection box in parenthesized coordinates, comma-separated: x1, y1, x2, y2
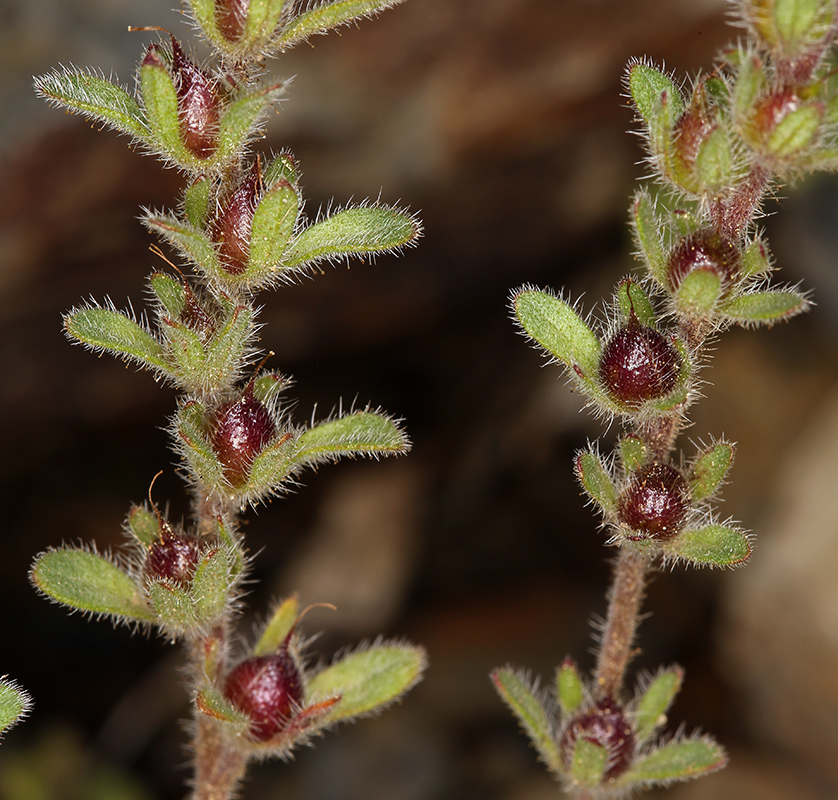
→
(672, 81, 716, 177)
(211, 385, 276, 485)
(617, 462, 690, 540)
(667, 228, 741, 295)
(179, 284, 216, 341)
(210, 161, 262, 275)
(142, 45, 166, 69)
(560, 697, 635, 781)
(223, 649, 303, 742)
(171, 37, 219, 159)
(216, 0, 249, 43)
(599, 318, 681, 407)
(753, 89, 801, 136)
(145, 525, 200, 587)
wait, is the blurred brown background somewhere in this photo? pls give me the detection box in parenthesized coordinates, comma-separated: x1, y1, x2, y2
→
(2, 0, 838, 798)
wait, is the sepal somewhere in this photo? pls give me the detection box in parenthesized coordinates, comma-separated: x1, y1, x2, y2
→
(556, 658, 585, 717)
(616, 734, 727, 787)
(719, 287, 810, 325)
(575, 449, 617, 515)
(689, 441, 734, 501)
(632, 667, 683, 744)
(665, 523, 752, 567)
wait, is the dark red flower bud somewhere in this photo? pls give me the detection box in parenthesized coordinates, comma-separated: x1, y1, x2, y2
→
(210, 161, 262, 275)
(145, 524, 200, 588)
(560, 697, 635, 781)
(216, 0, 249, 43)
(667, 228, 741, 295)
(599, 318, 681, 407)
(223, 648, 303, 742)
(672, 81, 716, 177)
(617, 462, 690, 540)
(171, 37, 219, 159)
(211, 384, 276, 485)
(179, 284, 216, 341)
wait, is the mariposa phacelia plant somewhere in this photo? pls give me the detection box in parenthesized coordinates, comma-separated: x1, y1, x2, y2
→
(493, 0, 838, 796)
(29, 2, 425, 798)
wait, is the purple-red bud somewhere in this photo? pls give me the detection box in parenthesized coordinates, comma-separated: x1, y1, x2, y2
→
(672, 82, 716, 177)
(211, 384, 276, 485)
(145, 525, 200, 588)
(599, 319, 681, 407)
(560, 697, 635, 781)
(179, 284, 216, 341)
(171, 37, 220, 159)
(210, 161, 262, 275)
(617, 462, 690, 540)
(216, 0, 249, 43)
(223, 648, 303, 742)
(666, 228, 741, 295)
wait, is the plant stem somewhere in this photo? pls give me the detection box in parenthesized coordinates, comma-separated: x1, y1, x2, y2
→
(593, 549, 649, 700)
(192, 713, 248, 800)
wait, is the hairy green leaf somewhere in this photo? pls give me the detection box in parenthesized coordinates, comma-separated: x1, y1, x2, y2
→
(31, 549, 153, 622)
(34, 69, 148, 140)
(0, 680, 31, 736)
(556, 659, 584, 717)
(670, 524, 752, 566)
(277, 0, 406, 49)
(690, 441, 734, 501)
(296, 411, 410, 466)
(634, 667, 683, 744)
(619, 736, 726, 786)
(306, 641, 426, 721)
(720, 289, 809, 324)
(575, 450, 617, 515)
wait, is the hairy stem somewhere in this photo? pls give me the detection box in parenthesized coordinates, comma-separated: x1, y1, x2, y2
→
(192, 713, 248, 800)
(593, 550, 649, 700)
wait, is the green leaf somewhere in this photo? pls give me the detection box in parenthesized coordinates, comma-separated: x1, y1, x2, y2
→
(242, 0, 292, 50)
(569, 737, 607, 786)
(512, 288, 602, 381)
(491, 668, 560, 771)
(144, 213, 221, 279)
(767, 104, 822, 157)
(0, 679, 31, 736)
(618, 736, 726, 786)
(575, 450, 617, 515)
(618, 434, 648, 473)
(265, 151, 301, 187)
(689, 441, 734, 501)
(31, 549, 153, 622)
(628, 62, 684, 128)
(733, 53, 765, 124)
(305, 641, 426, 721)
(669, 524, 752, 567)
(616, 279, 656, 327)
(34, 69, 148, 140)
(556, 659, 584, 717)
(296, 411, 410, 467)
(282, 206, 419, 273)
(277, 0, 406, 49)
(248, 180, 301, 278)
(127, 505, 160, 545)
(64, 305, 169, 374)
(631, 190, 665, 284)
(633, 667, 683, 744)
(187, 300, 255, 394)
(720, 289, 810, 324)
(254, 596, 299, 656)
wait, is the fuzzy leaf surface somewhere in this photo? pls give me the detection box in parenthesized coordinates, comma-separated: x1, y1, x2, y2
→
(127, 506, 159, 545)
(32, 550, 153, 621)
(282, 206, 418, 271)
(492, 668, 560, 770)
(576, 450, 617, 514)
(295, 412, 410, 467)
(570, 737, 607, 786)
(248, 180, 300, 279)
(618, 737, 726, 786)
(34, 70, 148, 140)
(618, 435, 648, 473)
(277, 0, 405, 49)
(671, 524, 751, 566)
(65, 307, 168, 373)
(512, 289, 602, 381)
(631, 190, 665, 283)
(0, 680, 30, 736)
(305, 642, 426, 721)
(720, 290, 809, 324)
(144, 213, 221, 279)
(215, 82, 288, 165)
(634, 667, 683, 744)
